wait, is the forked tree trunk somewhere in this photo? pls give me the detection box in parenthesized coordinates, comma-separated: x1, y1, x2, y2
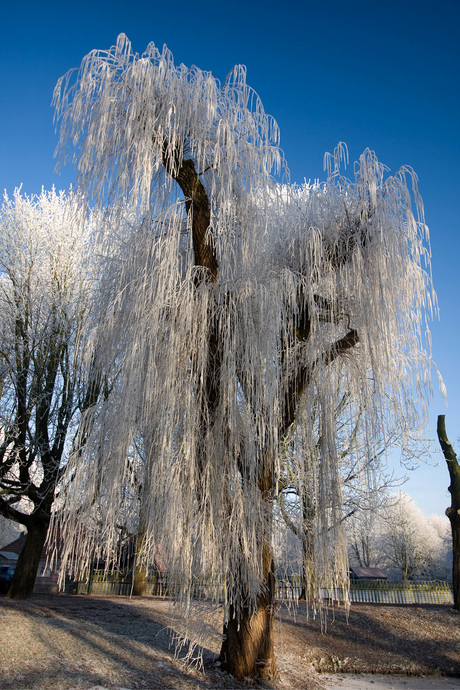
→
(437, 415, 460, 610)
(7, 516, 50, 599)
(219, 537, 278, 680)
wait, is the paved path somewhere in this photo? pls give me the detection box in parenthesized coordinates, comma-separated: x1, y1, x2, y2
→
(324, 674, 460, 689)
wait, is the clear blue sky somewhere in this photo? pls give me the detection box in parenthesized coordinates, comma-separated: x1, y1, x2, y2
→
(1, 0, 459, 516)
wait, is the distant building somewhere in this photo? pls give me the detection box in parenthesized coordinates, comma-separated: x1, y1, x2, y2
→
(0, 531, 62, 593)
(0, 533, 28, 567)
(349, 566, 387, 580)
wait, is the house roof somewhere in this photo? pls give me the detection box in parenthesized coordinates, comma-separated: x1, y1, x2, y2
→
(0, 532, 28, 555)
(350, 566, 387, 579)
(0, 527, 65, 561)
(0, 531, 53, 560)
(0, 551, 19, 561)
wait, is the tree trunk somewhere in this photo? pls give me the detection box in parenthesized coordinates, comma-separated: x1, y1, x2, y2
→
(7, 516, 50, 599)
(170, 148, 279, 678)
(301, 531, 316, 602)
(132, 565, 147, 596)
(132, 526, 148, 596)
(300, 485, 316, 602)
(219, 455, 279, 681)
(219, 537, 278, 680)
(436, 415, 460, 610)
(451, 515, 460, 611)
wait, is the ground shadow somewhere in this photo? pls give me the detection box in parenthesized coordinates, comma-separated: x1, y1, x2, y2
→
(277, 600, 460, 677)
(0, 594, 255, 689)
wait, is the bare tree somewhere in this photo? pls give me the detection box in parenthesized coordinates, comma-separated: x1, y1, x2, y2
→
(437, 415, 460, 608)
(52, 35, 437, 679)
(0, 188, 101, 598)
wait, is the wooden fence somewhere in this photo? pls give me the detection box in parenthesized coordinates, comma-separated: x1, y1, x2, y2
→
(76, 572, 453, 605)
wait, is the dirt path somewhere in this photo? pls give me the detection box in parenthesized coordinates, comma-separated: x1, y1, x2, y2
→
(324, 674, 460, 689)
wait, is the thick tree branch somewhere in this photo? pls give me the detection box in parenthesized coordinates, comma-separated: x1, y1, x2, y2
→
(0, 494, 32, 528)
(282, 329, 359, 434)
(162, 145, 218, 281)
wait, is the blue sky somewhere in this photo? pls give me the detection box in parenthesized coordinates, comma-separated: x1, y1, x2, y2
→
(1, 0, 459, 516)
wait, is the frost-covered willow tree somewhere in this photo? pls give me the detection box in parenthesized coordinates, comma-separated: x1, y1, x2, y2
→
(0, 188, 101, 599)
(52, 34, 437, 679)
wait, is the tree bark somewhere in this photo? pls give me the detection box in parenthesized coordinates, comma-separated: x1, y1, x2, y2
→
(437, 415, 460, 610)
(7, 514, 50, 599)
(132, 529, 148, 596)
(219, 537, 278, 680)
(132, 496, 150, 596)
(219, 454, 279, 680)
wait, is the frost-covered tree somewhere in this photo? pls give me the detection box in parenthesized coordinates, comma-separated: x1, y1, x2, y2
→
(52, 35, 438, 679)
(0, 188, 101, 598)
(347, 508, 382, 569)
(382, 494, 446, 580)
(347, 494, 452, 581)
(426, 513, 453, 581)
(367, 493, 449, 581)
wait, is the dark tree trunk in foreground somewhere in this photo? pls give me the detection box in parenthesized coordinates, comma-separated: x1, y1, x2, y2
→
(7, 515, 50, 599)
(437, 415, 460, 610)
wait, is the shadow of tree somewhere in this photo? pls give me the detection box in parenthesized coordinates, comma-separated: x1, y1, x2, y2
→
(4, 594, 457, 688)
(277, 601, 460, 676)
(0, 594, 253, 689)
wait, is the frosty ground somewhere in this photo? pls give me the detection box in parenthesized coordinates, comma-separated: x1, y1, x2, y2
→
(1, 594, 459, 689)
